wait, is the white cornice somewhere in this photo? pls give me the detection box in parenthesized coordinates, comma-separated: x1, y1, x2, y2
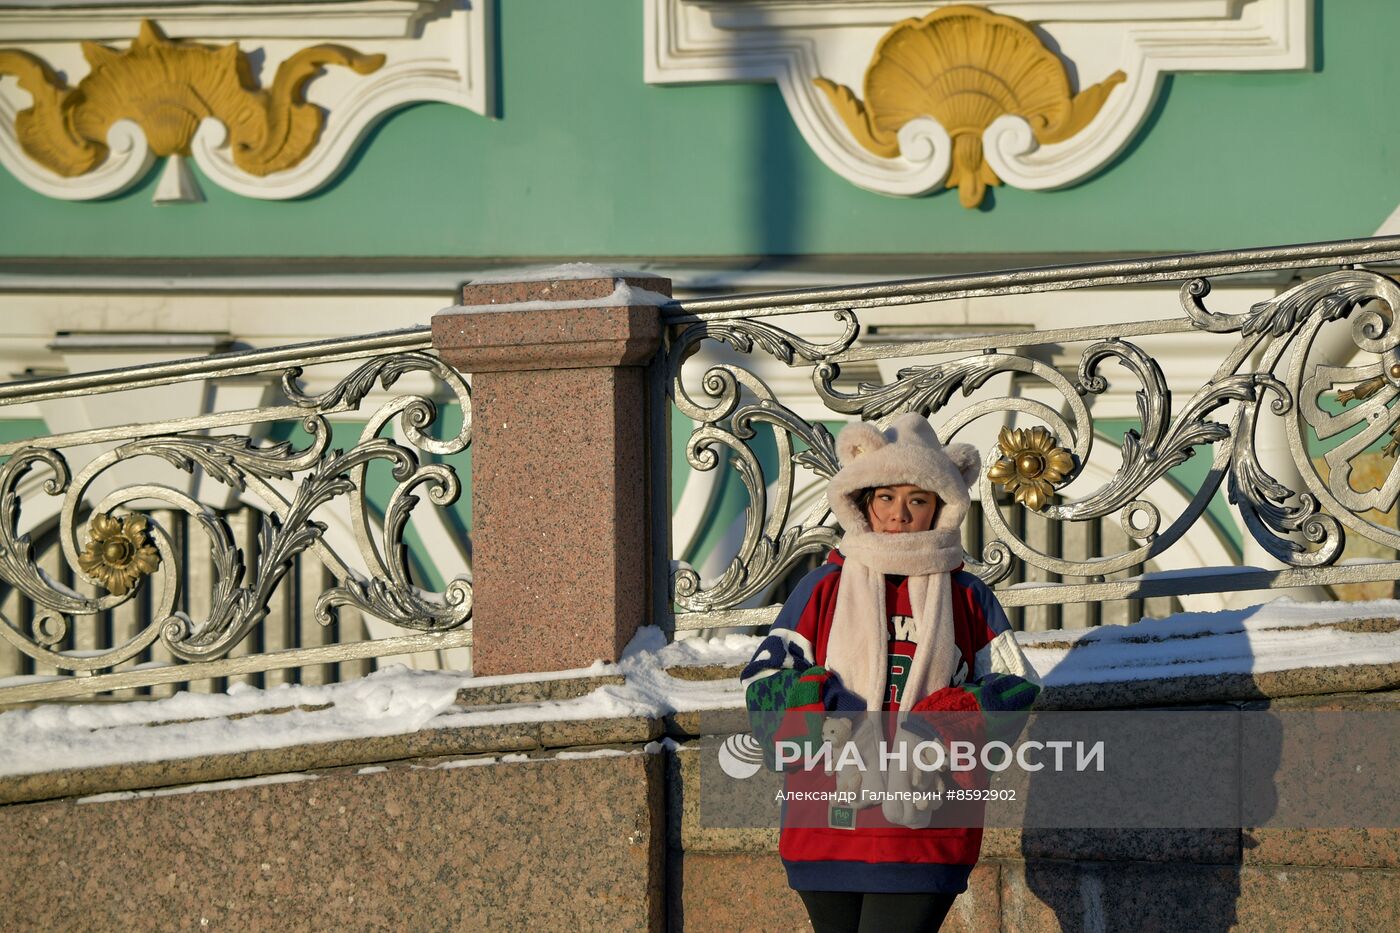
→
(0, 2, 440, 41)
(646, 0, 1312, 199)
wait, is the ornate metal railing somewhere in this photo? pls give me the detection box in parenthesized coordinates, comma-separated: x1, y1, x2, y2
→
(0, 326, 472, 704)
(7, 236, 1399, 703)
(662, 236, 1400, 631)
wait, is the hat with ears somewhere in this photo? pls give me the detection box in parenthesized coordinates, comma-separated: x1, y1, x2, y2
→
(826, 413, 981, 535)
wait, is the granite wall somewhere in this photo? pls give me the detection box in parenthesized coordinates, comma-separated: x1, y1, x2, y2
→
(1, 751, 665, 932)
(669, 691, 1400, 933)
(4, 688, 1398, 931)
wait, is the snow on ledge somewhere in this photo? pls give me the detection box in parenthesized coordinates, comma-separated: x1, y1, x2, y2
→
(0, 626, 740, 778)
(76, 772, 318, 805)
(460, 263, 658, 285)
(1021, 597, 1400, 686)
(434, 281, 673, 317)
(5, 597, 1400, 779)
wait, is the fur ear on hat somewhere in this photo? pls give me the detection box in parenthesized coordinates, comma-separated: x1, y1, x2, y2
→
(827, 414, 977, 537)
(945, 443, 981, 491)
(836, 420, 888, 465)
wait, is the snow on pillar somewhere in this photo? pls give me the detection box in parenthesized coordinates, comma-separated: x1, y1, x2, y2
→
(432, 269, 670, 675)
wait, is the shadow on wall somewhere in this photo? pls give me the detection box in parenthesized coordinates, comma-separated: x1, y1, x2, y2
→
(724, 17, 1295, 927)
(749, 85, 805, 262)
(1018, 622, 1275, 931)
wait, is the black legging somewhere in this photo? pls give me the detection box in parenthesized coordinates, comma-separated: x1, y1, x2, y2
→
(797, 890, 957, 933)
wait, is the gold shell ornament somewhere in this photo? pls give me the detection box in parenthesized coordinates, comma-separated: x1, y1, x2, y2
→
(815, 5, 1125, 208)
(988, 426, 1074, 511)
(0, 20, 385, 178)
(77, 513, 161, 596)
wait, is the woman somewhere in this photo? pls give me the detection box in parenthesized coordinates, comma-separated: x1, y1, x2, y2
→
(741, 413, 1042, 933)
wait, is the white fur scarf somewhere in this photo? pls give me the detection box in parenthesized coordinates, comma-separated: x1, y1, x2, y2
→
(823, 526, 964, 712)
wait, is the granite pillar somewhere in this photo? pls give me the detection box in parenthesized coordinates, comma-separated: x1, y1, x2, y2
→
(432, 272, 670, 675)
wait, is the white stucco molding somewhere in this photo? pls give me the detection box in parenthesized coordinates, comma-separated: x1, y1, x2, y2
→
(645, 0, 1312, 198)
(1374, 203, 1400, 237)
(0, 0, 493, 202)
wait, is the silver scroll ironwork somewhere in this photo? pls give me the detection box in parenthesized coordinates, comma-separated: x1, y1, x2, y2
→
(665, 250, 1400, 629)
(0, 332, 472, 700)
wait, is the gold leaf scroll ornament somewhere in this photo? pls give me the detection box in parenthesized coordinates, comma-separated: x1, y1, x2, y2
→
(1336, 369, 1400, 457)
(815, 5, 1125, 208)
(988, 426, 1074, 512)
(0, 20, 384, 178)
(78, 513, 161, 596)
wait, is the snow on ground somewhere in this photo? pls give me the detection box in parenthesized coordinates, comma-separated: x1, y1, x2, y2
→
(3, 596, 1400, 777)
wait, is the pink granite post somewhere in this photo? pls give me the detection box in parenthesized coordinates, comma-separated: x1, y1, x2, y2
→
(432, 271, 671, 676)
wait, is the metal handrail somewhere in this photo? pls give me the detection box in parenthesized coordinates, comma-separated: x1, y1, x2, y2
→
(0, 325, 433, 408)
(663, 235, 1400, 322)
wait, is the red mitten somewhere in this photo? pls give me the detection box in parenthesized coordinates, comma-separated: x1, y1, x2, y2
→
(907, 687, 985, 791)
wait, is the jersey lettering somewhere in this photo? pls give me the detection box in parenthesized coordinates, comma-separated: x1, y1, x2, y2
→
(886, 652, 914, 705)
(890, 615, 916, 641)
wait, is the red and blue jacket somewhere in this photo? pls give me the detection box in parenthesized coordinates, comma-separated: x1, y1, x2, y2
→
(740, 550, 1041, 894)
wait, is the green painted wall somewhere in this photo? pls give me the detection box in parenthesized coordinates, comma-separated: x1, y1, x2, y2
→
(1, 1, 1394, 258)
(1092, 418, 1242, 557)
(0, 420, 48, 463)
(265, 413, 470, 592)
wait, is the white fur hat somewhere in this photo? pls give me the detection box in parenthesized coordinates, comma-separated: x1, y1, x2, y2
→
(827, 413, 981, 535)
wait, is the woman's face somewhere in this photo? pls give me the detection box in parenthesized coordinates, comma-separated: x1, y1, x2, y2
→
(865, 484, 939, 534)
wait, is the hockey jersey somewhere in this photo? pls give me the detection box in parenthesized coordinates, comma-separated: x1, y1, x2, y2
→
(740, 550, 1041, 894)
